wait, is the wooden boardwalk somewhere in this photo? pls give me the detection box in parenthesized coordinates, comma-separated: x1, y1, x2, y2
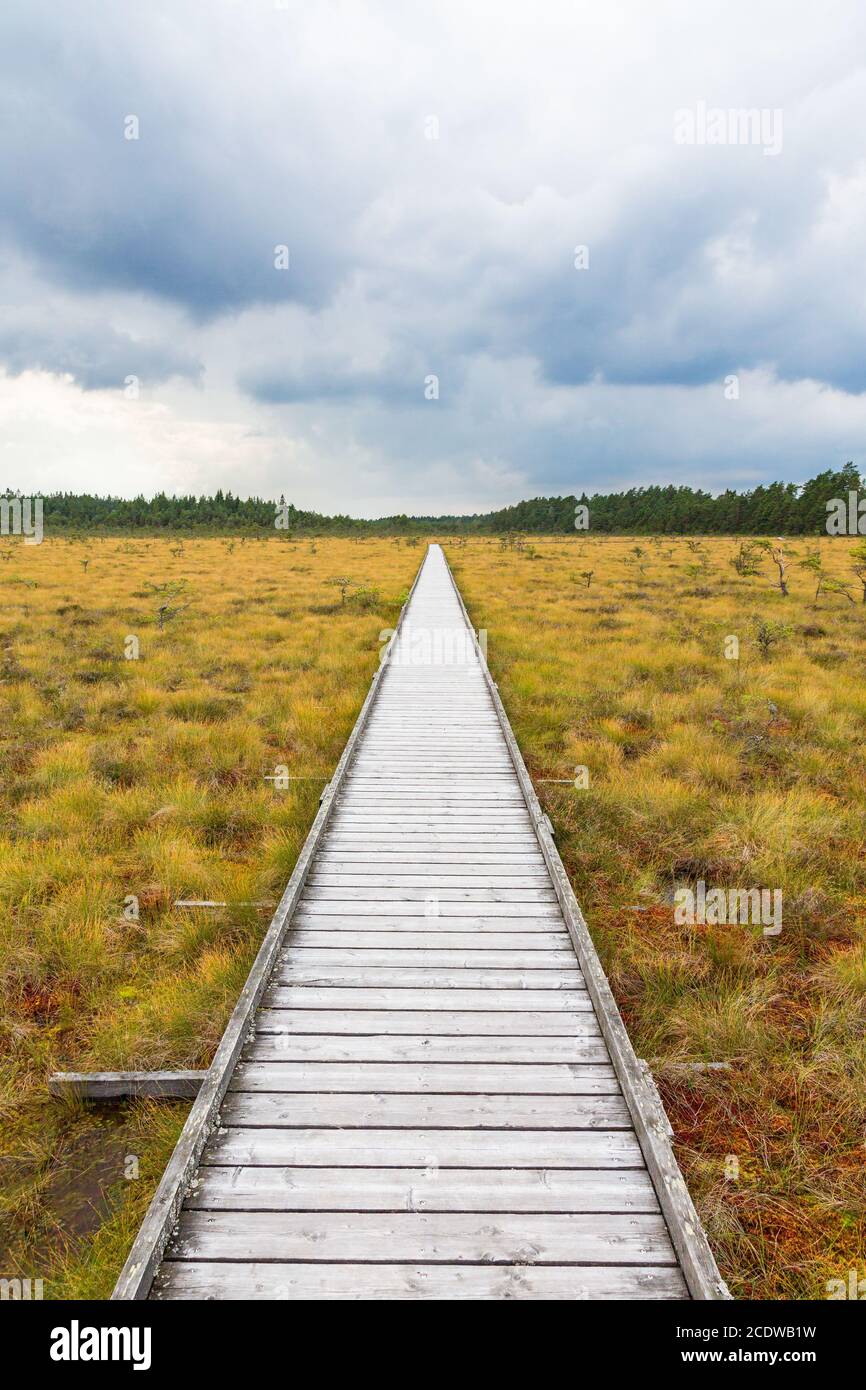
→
(115, 544, 727, 1301)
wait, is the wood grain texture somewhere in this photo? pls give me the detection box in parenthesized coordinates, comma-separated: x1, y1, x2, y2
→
(152, 1263, 688, 1300)
(284, 931, 571, 949)
(49, 1071, 206, 1100)
(203, 1126, 645, 1168)
(253, 1008, 602, 1035)
(272, 966, 584, 989)
(170, 1209, 677, 1264)
(184, 1165, 658, 1212)
(229, 1060, 620, 1093)
(262, 986, 593, 1011)
(220, 1092, 633, 1129)
(244, 1035, 613, 1064)
(278, 947, 578, 967)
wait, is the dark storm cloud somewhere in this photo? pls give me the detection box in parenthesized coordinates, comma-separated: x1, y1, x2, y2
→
(0, 1, 366, 315)
(0, 314, 202, 390)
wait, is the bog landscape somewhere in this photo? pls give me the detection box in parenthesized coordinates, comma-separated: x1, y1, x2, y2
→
(1, 511, 864, 1299)
(4, 0, 866, 1328)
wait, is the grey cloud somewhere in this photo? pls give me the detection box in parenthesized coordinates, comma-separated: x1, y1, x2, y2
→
(0, 3, 379, 315)
(0, 312, 202, 390)
(2, 0, 866, 507)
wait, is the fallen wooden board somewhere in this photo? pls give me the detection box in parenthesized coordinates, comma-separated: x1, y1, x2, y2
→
(49, 1071, 206, 1100)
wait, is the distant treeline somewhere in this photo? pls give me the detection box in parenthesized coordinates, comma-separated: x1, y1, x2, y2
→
(6, 463, 862, 536)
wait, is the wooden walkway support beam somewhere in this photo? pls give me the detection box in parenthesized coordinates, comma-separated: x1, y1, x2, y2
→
(113, 544, 729, 1302)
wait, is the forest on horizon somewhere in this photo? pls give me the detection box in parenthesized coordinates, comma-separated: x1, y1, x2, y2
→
(3, 462, 862, 536)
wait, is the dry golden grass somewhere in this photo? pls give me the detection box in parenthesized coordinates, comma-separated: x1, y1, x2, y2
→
(0, 534, 420, 1296)
(3, 528, 864, 1300)
(447, 532, 866, 1299)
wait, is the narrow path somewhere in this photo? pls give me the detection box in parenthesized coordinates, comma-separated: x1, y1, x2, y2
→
(116, 545, 726, 1300)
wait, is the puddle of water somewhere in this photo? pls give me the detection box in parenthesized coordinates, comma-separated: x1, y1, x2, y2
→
(1, 1106, 136, 1276)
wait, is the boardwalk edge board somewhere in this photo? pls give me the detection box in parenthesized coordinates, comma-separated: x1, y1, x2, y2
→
(110, 556, 427, 1300)
(441, 548, 731, 1302)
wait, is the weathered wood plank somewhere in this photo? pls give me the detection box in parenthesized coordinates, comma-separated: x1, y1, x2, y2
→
(302, 887, 558, 902)
(254, 1008, 602, 1035)
(229, 1061, 620, 1093)
(184, 1164, 656, 1211)
(314, 852, 542, 862)
(49, 1071, 206, 1100)
(319, 829, 538, 840)
(342, 784, 522, 792)
(244, 1035, 612, 1064)
(152, 1262, 688, 1300)
(295, 902, 563, 917)
(306, 874, 554, 888)
(329, 807, 534, 816)
(352, 754, 513, 761)
(289, 914, 569, 931)
(262, 986, 593, 1011)
(338, 796, 526, 805)
(204, 1126, 644, 1168)
(330, 817, 531, 833)
(285, 931, 571, 950)
(220, 1092, 632, 1129)
(329, 806, 532, 814)
(273, 967, 585, 989)
(287, 917, 569, 939)
(279, 946, 578, 966)
(170, 1210, 676, 1265)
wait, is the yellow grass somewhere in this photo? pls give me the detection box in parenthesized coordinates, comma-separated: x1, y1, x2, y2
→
(2, 528, 864, 1299)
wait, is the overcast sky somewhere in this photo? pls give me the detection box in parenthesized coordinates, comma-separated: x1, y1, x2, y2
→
(2, 0, 865, 515)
